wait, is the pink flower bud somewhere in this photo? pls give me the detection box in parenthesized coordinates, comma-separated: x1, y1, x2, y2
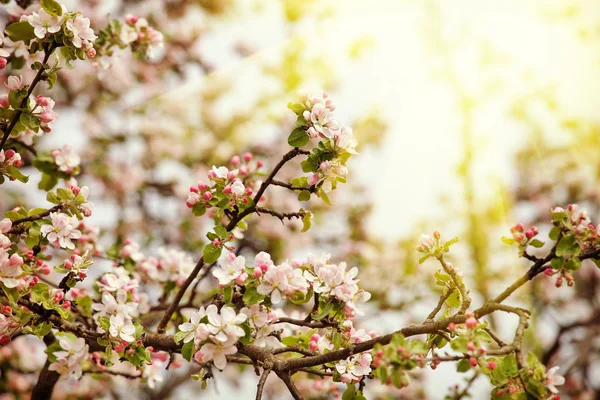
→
(257, 160, 264, 168)
(308, 341, 318, 351)
(190, 186, 199, 193)
(0, 95, 9, 108)
(64, 259, 73, 270)
(311, 334, 320, 342)
(198, 181, 207, 191)
(86, 47, 96, 59)
(374, 358, 381, 367)
(62, 301, 71, 309)
(4, 149, 15, 159)
(40, 112, 54, 123)
(212, 239, 221, 246)
(36, 95, 50, 107)
(2, 306, 11, 314)
(207, 171, 217, 179)
(0, 58, 7, 69)
(235, 272, 248, 286)
(253, 268, 262, 278)
(467, 341, 475, 351)
(307, 173, 319, 186)
(0, 336, 10, 346)
(223, 186, 232, 195)
(469, 357, 478, 367)
(245, 188, 253, 196)
(243, 152, 253, 162)
(203, 192, 212, 201)
(544, 268, 553, 276)
(433, 230, 441, 239)
(231, 155, 241, 166)
(227, 171, 237, 180)
(114, 344, 124, 353)
(125, 14, 139, 24)
(239, 165, 249, 176)
(41, 265, 51, 275)
(465, 317, 478, 329)
(487, 360, 497, 370)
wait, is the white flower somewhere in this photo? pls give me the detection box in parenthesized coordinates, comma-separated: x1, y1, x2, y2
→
(65, 15, 97, 48)
(49, 335, 89, 381)
(545, 366, 565, 394)
(194, 337, 238, 370)
(212, 255, 245, 286)
(5, 75, 24, 90)
(254, 252, 274, 270)
(178, 307, 207, 344)
(335, 353, 372, 382)
(26, 9, 63, 39)
(257, 262, 309, 304)
(92, 290, 138, 321)
(336, 127, 358, 155)
(0, 218, 12, 233)
(0, 249, 24, 288)
(97, 270, 139, 293)
(206, 305, 247, 342)
(143, 360, 165, 389)
(211, 165, 229, 179)
(230, 180, 245, 197)
(109, 314, 136, 342)
(53, 144, 81, 173)
(40, 212, 81, 250)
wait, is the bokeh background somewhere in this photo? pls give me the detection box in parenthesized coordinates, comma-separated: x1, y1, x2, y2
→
(2, 0, 600, 398)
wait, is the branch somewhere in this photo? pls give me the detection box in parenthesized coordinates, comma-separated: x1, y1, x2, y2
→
(274, 317, 334, 329)
(0, 45, 56, 151)
(270, 180, 316, 193)
(8, 204, 64, 234)
(255, 368, 272, 400)
(275, 370, 303, 400)
(438, 255, 471, 313)
(255, 207, 306, 224)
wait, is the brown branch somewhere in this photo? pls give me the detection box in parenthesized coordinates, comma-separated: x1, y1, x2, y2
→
(425, 290, 452, 321)
(255, 207, 306, 223)
(275, 370, 303, 400)
(31, 334, 59, 400)
(270, 180, 316, 193)
(8, 204, 64, 233)
(438, 255, 471, 313)
(0, 45, 56, 151)
(274, 317, 333, 329)
(255, 368, 272, 400)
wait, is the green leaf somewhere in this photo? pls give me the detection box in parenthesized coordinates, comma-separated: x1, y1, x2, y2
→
(223, 285, 233, 304)
(290, 176, 309, 187)
(181, 341, 194, 362)
(301, 211, 312, 232)
(499, 354, 518, 377)
(342, 384, 356, 400)
(528, 239, 544, 248)
(242, 286, 265, 306)
(39, 173, 59, 192)
(318, 188, 332, 206)
(5, 21, 36, 43)
(192, 203, 206, 217)
(298, 191, 311, 201)
(203, 244, 222, 264)
(548, 226, 561, 240)
(214, 226, 228, 240)
(445, 289, 461, 308)
(41, 0, 63, 16)
(418, 254, 431, 264)
(6, 166, 28, 183)
(174, 330, 188, 345)
(288, 127, 309, 147)
(556, 234, 577, 257)
(312, 301, 334, 320)
(456, 359, 471, 372)
(501, 236, 515, 245)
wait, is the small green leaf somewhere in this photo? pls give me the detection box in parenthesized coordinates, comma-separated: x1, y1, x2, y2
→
(203, 244, 222, 264)
(181, 341, 194, 362)
(556, 234, 576, 257)
(5, 21, 36, 42)
(298, 191, 311, 201)
(529, 239, 544, 248)
(192, 203, 206, 217)
(456, 359, 471, 372)
(288, 127, 309, 147)
(501, 236, 515, 245)
(301, 211, 312, 232)
(41, 0, 63, 16)
(214, 226, 228, 240)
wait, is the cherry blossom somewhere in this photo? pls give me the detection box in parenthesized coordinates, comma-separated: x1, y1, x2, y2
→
(40, 212, 82, 250)
(0, 249, 23, 288)
(545, 366, 565, 394)
(206, 305, 247, 342)
(52, 144, 81, 174)
(257, 261, 309, 304)
(335, 353, 372, 383)
(178, 307, 208, 344)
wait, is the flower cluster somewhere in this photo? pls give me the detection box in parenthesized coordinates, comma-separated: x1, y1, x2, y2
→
(0, 149, 25, 183)
(51, 144, 81, 175)
(93, 268, 142, 344)
(119, 15, 164, 59)
(0, 244, 24, 289)
(186, 153, 262, 217)
(136, 247, 195, 286)
(287, 90, 357, 196)
(48, 335, 89, 380)
(177, 305, 247, 370)
(335, 353, 372, 384)
(40, 212, 82, 250)
(19, 4, 97, 57)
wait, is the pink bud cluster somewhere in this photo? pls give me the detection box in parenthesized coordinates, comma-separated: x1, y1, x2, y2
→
(510, 223, 538, 244)
(186, 155, 262, 210)
(0, 149, 23, 171)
